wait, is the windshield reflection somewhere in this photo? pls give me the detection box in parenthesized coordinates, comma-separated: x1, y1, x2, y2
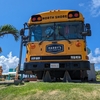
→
(30, 22, 83, 42)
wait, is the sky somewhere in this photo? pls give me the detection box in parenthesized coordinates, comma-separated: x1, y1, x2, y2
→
(0, 0, 100, 73)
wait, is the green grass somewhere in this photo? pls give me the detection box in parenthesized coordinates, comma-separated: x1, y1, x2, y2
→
(96, 75, 100, 81)
(0, 82, 100, 100)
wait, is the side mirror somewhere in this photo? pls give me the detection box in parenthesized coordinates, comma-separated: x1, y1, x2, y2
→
(81, 30, 91, 36)
(20, 29, 24, 36)
(86, 23, 90, 29)
(87, 30, 91, 36)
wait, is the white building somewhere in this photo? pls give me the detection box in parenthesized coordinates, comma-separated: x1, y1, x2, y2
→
(87, 63, 96, 81)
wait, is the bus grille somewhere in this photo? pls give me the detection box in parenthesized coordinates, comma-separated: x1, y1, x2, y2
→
(30, 55, 82, 60)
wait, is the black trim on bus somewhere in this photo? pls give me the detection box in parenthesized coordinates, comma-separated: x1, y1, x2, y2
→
(23, 61, 90, 71)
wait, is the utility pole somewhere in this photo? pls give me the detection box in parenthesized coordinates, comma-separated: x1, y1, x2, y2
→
(0, 66, 3, 76)
(15, 66, 19, 80)
(0, 66, 3, 81)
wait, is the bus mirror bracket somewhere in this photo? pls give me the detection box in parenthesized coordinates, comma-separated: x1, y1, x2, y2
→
(20, 28, 25, 36)
(81, 29, 91, 36)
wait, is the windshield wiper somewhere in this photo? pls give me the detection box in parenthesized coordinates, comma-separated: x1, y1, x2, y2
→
(39, 32, 53, 45)
(58, 30, 71, 44)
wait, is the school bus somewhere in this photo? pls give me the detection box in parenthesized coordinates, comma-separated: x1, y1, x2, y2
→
(19, 10, 91, 82)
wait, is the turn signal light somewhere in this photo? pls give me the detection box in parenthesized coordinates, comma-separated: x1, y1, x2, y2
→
(30, 43, 36, 49)
(76, 41, 81, 47)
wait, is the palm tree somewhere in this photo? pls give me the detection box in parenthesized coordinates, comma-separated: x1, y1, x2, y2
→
(0, 24, 19, 53)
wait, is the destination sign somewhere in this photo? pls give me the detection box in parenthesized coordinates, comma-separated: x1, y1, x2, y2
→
(42, 15, 68, 20)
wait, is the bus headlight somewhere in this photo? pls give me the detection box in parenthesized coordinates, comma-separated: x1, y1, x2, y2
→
(71, 56, 81, 59)
(31, 57, 41, 60)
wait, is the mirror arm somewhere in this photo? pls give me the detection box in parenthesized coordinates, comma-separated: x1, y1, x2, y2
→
(20, 29, 25, 36)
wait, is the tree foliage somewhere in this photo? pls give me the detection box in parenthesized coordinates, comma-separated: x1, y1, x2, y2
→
(0, 24, 19, 53)
(95, 70, 100, 76)
(0, 24, 19, 41)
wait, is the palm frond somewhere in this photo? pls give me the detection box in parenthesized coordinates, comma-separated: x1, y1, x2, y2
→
(0, 47, 2, 53)
(0, 24, 19, 41)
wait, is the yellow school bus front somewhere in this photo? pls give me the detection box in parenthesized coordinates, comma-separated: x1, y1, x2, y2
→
(24, 40, 90, 71)
(23, 10, 90, 76)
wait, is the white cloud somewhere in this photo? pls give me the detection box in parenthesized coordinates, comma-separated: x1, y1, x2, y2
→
(88, 49, 100, 64)
(88, 48, 100, 71)
(90, 0, 100, 17)
(91, 0, 100, 8)
(79, 0, 100, 17)
(0, 52, 19, 73)
(95, 48, 100, 55)
(79, 3, 84, 7)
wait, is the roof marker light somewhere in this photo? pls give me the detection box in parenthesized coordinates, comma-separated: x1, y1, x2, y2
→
(74, 13, 79, 17)
(68, 14, 73, 18)
(32, 17, 36, 21)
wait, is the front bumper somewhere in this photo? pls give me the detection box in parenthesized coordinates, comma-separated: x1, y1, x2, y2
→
(23, 61, 90, 71)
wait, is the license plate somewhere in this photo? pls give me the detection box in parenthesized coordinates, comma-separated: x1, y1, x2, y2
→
(50, 63, 59, 68)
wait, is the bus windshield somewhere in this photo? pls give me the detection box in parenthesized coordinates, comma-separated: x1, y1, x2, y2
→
(30, 22, 84, 42)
